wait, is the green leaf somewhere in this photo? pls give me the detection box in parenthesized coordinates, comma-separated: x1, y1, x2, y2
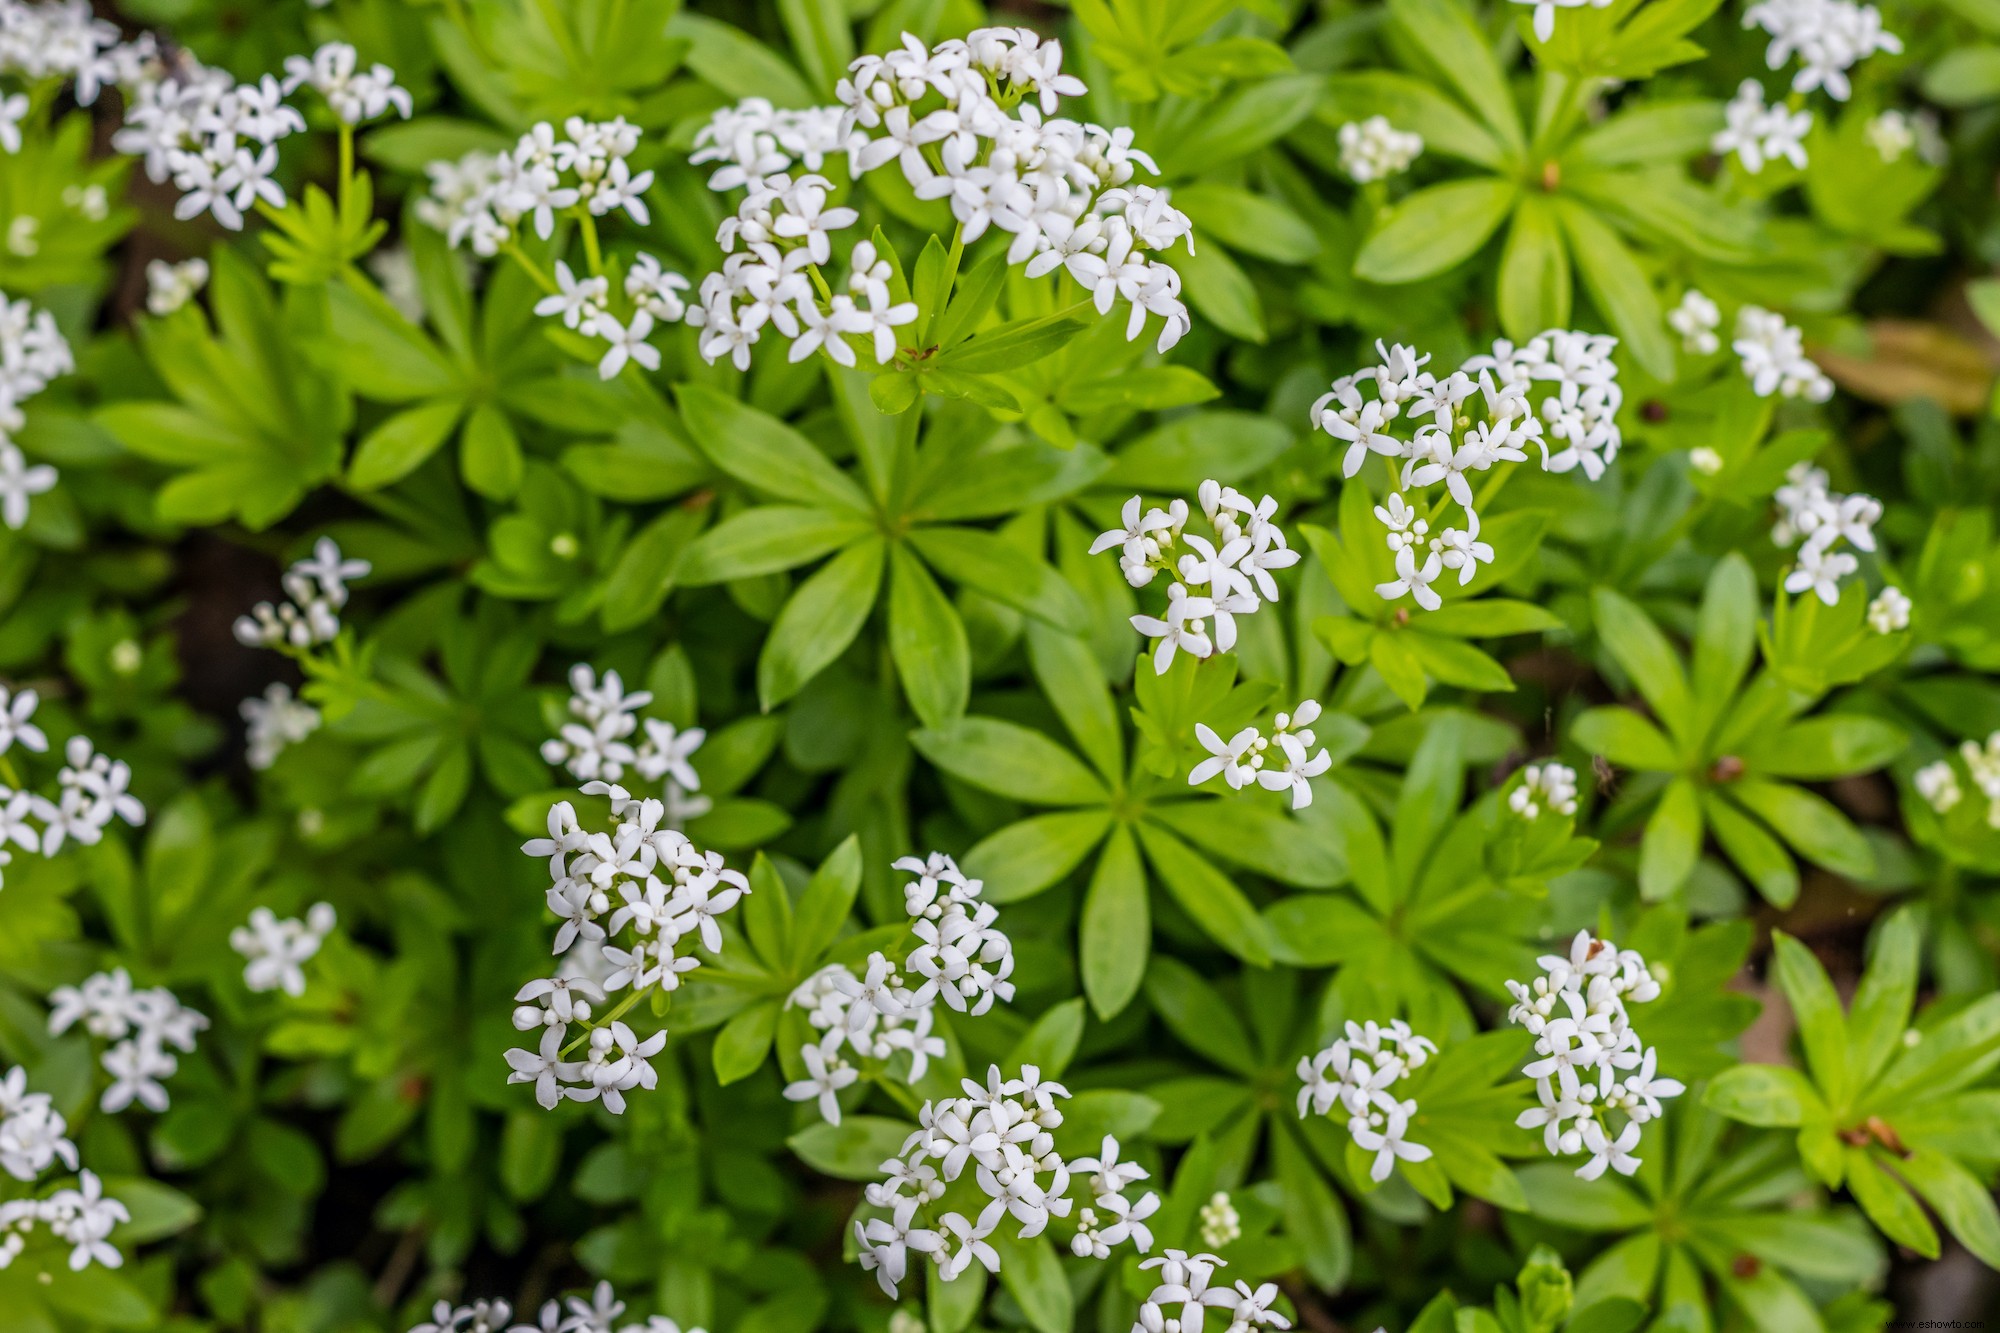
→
(1690, 551, 1757, 746)
(1728, 778, 1874, 879)
(1081, 825, 1150, 1019)
(1355, 177, 1519, 284)
(963, 810, 1114, 903)
(888, 544, 970, 730)
(787, 1116, 917, 1181)
(602, 505, 704, 632)
(1419, 599, 1564, 637)
(1273, 1125, 1352, 1290)
(907, 526, 1088, 631)
(1844, 1151, 1937, 1258)
(1179, 240, 1266, 343)
(1136, 823, 1274, 965)
(1172, 183, 1320, 263)
(679, 507, 871, 584)
(1517, 1164, 1651, 1230)
(1772, 930, 1852, 1110)
(1388, 0, 1526, 153)
(1591, 588, 1691, 739)
(676, 383, 871, 512)
(1639, 777, 1703, 901)
(713, 1000, 781, 1085)
(1553, 198, 1674, 380)
(1497, 196, 1572, 341)
(994, 1232, 1073, 1333)
(1703, 1063, 1820, 1126)
(912, 717, 1109, 806)
(791, 836, 863, 970)
(1153, 799, 1345, 888)
(1848, 908, 1919, 1092)
(756, 538, 886, 711)
(1144, 955, 1258, 1075)
(348, 398, 465, 491)
(1008, 998, 1087, 1079)
(1740, 716, 1907, 780)
(1573, 707, 1677, 771)
(1025, 622, 1124, 784)
(1703, 791, 1800, 907)
(1897, 1147, 2000, 1267)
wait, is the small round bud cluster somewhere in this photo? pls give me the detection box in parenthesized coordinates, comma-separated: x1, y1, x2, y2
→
(231, 902, 336, 996)
(1509, 763, 1579, 820)
(1337, 116, 1422, 183)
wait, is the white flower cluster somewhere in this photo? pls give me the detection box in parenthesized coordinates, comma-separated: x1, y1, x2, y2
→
(1667, 289, 1720, 355)
(280, 42, 412, 126)
(1918, 733, 2000, 829)
(408, 1282, 690, 1333)
(533, 253, 692, 381)
(1337, 116, 1423, 183)
(1296, 1020, 1437, 1183)
(1513, 0, 1614, 43)
(834, 29, 1194, 352)
(1509, 763, 1579, 819)
(1189, 699, 1332, 810)
(231, 902, 336, 996)
(1734, 305, 1832, 403)
(115, 42, 410, 232)
(240, 682, 320, 771)
(1506, 931, 1683, 1181)
(0, 1167, 127, 1273)
(48, 969, 207, 1114)
(417, 116, 653, 257)
(507, 790, 746, 1113)
(1131, 1250, 1292, 1333)
(1743, 0, 1900, 101)
(690, 169, 908, 372)
(0, 288, 74, 531)
(783, 853, 1014, 1124)
(1713, 80, 1813, 174)
(0, 730, 146, 888)
(1093, 481, 1300, 675)
(144, 257, 209, 316)
(1772, 462, 1877, 605)
(540, 665, 709, 826)
(1316, 333, 1620, 612)
(690, 98, 849, 190)
(0, 1065, 77, 1184)
(852, 1065, 1158, 1298)
(0, 0, 130, 110)
(233, 538, 371, 651)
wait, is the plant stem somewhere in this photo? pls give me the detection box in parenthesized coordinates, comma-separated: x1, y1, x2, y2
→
(579, 211, 603, 278)
(503, 242, 561, 296)
(338, 125, 354, 216)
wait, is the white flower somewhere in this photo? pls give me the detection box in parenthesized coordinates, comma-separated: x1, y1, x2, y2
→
(1667, 289, 1720, 355)
(230, 903, 336, 996)
(1867, 585, 1910, 634)
(1130, 583, 1216, 675)
(99, 1039, 176, 1114)
(1735, 306, 1832, 401)
(784, 1041, 858, 1124)
(590, 309, 661, 380)
(1713, 81, 1812, 174)
(1785, 542, 1858, 606)
(1197, 1193, 1241, 1250)
(1576, 1119, 1642, 1180)
(240, 682, 320, 770)
(1256, 733, 1331, 810)
(0, 439, 55, 530)
(533, 261, 610, 330)
(0, 685, 47, 755)
(1744, 0, 1900, 102)
(1337, 115, 1422, 182)
(43, 1170, 127, 1270)
(1689, 446, 1724, 475)
(1375, 544, 1444, 612)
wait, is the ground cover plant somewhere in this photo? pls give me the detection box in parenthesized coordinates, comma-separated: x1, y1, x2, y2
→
(0, 0, 1997, 1329)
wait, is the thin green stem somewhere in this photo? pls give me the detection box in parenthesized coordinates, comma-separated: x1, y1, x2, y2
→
(560, 986, 658, 1058)
(0, 755, 20, 790)
(338, 125, 354, 216)
(503, 242, 561, 296)
(578, 211, 604, 278)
